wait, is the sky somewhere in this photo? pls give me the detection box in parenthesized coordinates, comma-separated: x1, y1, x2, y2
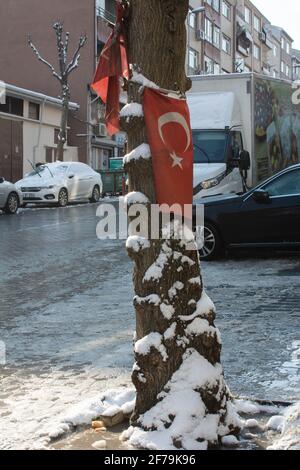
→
(252, 0, 300, 49)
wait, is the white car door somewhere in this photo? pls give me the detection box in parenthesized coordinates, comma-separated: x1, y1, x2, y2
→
(78, 164, 96, 198)
(66, 163, 82, 200)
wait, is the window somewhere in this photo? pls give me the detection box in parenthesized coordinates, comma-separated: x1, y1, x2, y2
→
(281, 61, 285, 73)
(205, 18, 213, 43)
(263, 169, 300, 197)
(207, 0, 220, 12)
(222, 1, 231, 20)
(212, 0, 220, 12)
(281, 38, 285, 49)
(254, 15, 260, 32)
(273, 45, 277, 57)
(222, 34, 231, 54)
(189, 49, 198, 70)
(204, 56, 220, 75)
(273, 70, 278, 78)
(230, 132, 244, 158)
(204, 55, 214, 74)
(188, 8, 196, 28)
(28, 102, 40, 120)
(286, 64, 290, 77)
(213, 27, 220, 48)
(0, 96, 23, 117)
(245, 6, 251, 24)
(214, 63, 220, 74)
(286, 42, 290, 54)
(253, 44, 260, 60)
(54, 129, 60, 145)
(193, 130, 229, 163)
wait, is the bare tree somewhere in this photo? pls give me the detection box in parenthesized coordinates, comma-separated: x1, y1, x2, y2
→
(28, 22, 87, 160)
(121, 0, 240, 449)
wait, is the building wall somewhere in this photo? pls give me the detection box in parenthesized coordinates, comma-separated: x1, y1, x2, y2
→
(0, 0, 96, 164)
(220, 0, 236, 73)
(267, 33, 281, 78)
(0, 98, 78, 178)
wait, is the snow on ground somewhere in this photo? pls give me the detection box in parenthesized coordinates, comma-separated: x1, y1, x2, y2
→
(0, 203, 299, 449)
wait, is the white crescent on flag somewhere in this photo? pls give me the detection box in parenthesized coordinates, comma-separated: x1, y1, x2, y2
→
(157, 112, 191, 153)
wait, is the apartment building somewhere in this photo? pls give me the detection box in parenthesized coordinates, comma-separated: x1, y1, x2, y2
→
(0, 0, 124, 178)
(265, 26, 293, 81)
(187, 0, 294, 80)
(292, 49, 300, 81)
(188, 0, 236, 75)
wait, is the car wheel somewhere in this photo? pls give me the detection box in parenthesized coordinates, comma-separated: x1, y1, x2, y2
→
(5, 192, 19, 215)
(58, 188, 68, 207)
(89, 185, 100, 203)
(197, 222, 224, 261)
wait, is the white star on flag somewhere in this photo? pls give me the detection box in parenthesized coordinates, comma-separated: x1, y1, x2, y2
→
(170, 151, 183, 170)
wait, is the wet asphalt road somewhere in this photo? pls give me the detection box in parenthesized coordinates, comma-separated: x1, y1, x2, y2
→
(0, 201, 299, 448)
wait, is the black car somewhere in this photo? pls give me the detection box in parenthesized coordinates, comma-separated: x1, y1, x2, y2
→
(194, 164, 300, 260)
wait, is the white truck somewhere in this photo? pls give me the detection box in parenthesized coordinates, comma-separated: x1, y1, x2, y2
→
(188, 73, 300, 199)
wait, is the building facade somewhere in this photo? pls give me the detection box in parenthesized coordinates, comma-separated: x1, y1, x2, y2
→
(0, 84, 78, 182)
(265, 26, 293, 81)
(0, 0, 124, 179)
(292, 49, 300, 82)
(187, 0, 294, 79)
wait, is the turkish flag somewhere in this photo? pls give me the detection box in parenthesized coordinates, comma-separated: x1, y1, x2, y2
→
(143, 88, 194, 210)
(91, 2, 129, 136)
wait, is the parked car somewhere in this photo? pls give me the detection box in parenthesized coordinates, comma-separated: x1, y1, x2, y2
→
(194, 164, 300, 260)
(0, 177, 23, 214)
(16, 162, 103, 207)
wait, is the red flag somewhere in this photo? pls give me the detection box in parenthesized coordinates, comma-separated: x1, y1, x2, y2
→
(91, 2, 129, 136)
(143, 88, 194, 210)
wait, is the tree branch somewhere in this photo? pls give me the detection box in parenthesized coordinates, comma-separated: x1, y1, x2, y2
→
(65, 34, 88, 75)
(28, 36, 62, 82)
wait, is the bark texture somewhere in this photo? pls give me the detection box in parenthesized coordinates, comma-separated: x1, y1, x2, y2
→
(122, 0, 239, 448)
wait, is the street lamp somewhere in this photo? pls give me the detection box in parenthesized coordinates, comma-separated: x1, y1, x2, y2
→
(187, 6, 206, 75)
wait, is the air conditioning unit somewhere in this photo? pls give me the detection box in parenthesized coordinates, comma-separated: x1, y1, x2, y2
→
(196, 29, 205, 41)
(94, 123, 107, 138)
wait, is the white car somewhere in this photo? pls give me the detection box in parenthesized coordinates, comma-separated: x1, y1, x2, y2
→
(16, 162, 103, 207)
(0, 177, 23, 214)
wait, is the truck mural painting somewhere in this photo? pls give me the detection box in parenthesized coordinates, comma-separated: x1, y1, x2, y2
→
(254, 77, 300, 182)
(188, 73, 300, 199)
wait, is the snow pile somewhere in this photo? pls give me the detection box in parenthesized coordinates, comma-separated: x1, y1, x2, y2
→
(122, 348, 240, 450)
(124, 191, 149, 206)
(123, 143, 151, 165)
(131, 71, 159, 90)
(47, 388, 135, 440)
(134, 294, 161, 306)
(160, 302, 175, 320)
(143, 242, 172, 282)
(185, 317, 221, 343)
(120, 102, 143, 118)
(135, 333, 168, 362)
(267, 402, 300, 450)
(126, 236, 150, 253)
(179, 290, 216, 323)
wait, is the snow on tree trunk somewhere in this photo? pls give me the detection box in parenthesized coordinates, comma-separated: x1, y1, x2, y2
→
(121, 0, 240, 449)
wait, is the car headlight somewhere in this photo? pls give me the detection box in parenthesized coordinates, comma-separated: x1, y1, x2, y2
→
(200, 172, 227, 190)
(41, 185, 56, 190)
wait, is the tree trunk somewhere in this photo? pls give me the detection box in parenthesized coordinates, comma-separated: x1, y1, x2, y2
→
(121, 0, 240, 449)
(57, 83, 70, 161)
